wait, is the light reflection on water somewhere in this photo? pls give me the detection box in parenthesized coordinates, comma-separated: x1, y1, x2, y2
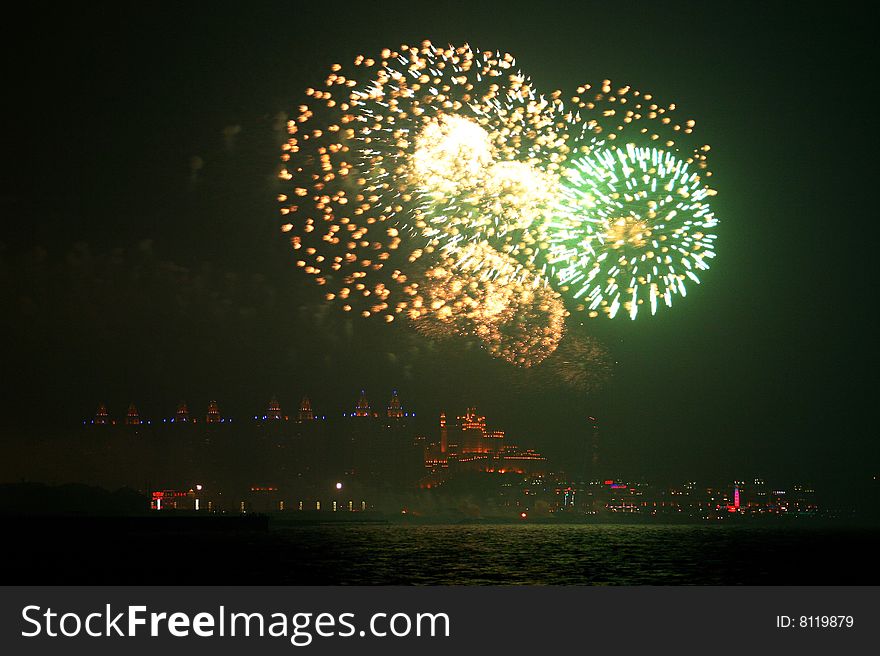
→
(267, 523, 879, 585)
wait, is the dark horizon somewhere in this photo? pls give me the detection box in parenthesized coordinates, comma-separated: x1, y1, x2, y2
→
(2, 2, 876, 493)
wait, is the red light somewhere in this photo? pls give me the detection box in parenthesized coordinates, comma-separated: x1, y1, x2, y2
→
(604, 480, 614, 485)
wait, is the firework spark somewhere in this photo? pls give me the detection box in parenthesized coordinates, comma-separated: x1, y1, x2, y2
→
(278, 46, 721, 366)
(407, 242, 567, 367)
(277, 42, 576, 315)
(548, 143, 717, 318)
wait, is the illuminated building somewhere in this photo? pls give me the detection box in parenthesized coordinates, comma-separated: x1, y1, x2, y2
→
(151, 490, 184, 511)
(150, 488, 197, 511)
(494, 447, 546, 474)
(266, 396, 283, 421)
(453, 407, 505, 455)
(206, 400, 221, 424)
(354, 390, 373, 418)
(439, 411, 448, 454)
(125, 403, 140, 426)
(459, 407, 486, 432)
(722, 482, 743, 513)
(751, 478, 768, 506)
(459, 407, 487, 454)
(483, 429, 505, 454)
(563, 486, 576, 508)
(298, 396, 314, 422)
(790, 483, 819, 515)
(387, 390, 403, 418)
(175, 401, 189, 423)
(423, 413, 451, 480)
(423, 405, 547, 483)
(94, 403, 109, 425)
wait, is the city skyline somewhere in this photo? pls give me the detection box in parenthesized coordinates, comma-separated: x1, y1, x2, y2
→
(14, 391, 842, 520)
(50, 391, 855, 494)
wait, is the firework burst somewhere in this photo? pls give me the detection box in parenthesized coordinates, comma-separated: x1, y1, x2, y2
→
(536, 79, 718, 319)
(278, 41, 573, 321)
(278, 46, 721, 367)
(548, 143, 717, 318)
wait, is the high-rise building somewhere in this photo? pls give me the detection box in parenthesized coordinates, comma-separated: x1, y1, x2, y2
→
(125, 403, 140, 426)
(354, 390, 371, 418)
(439, 411, 448, 454)
(387, 390, 403, 418)
(266, 396, 283, 420)
(459, 407, 487, 454)
(94, 403, 109, 425)
(206, 400, 221, 424)
(298, 396, 314, 422)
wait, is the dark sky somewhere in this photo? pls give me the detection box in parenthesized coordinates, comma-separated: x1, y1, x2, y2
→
(2, 1, 875, 487)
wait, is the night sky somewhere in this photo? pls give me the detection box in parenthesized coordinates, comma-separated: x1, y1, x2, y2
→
(2, 2, 875, 489)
